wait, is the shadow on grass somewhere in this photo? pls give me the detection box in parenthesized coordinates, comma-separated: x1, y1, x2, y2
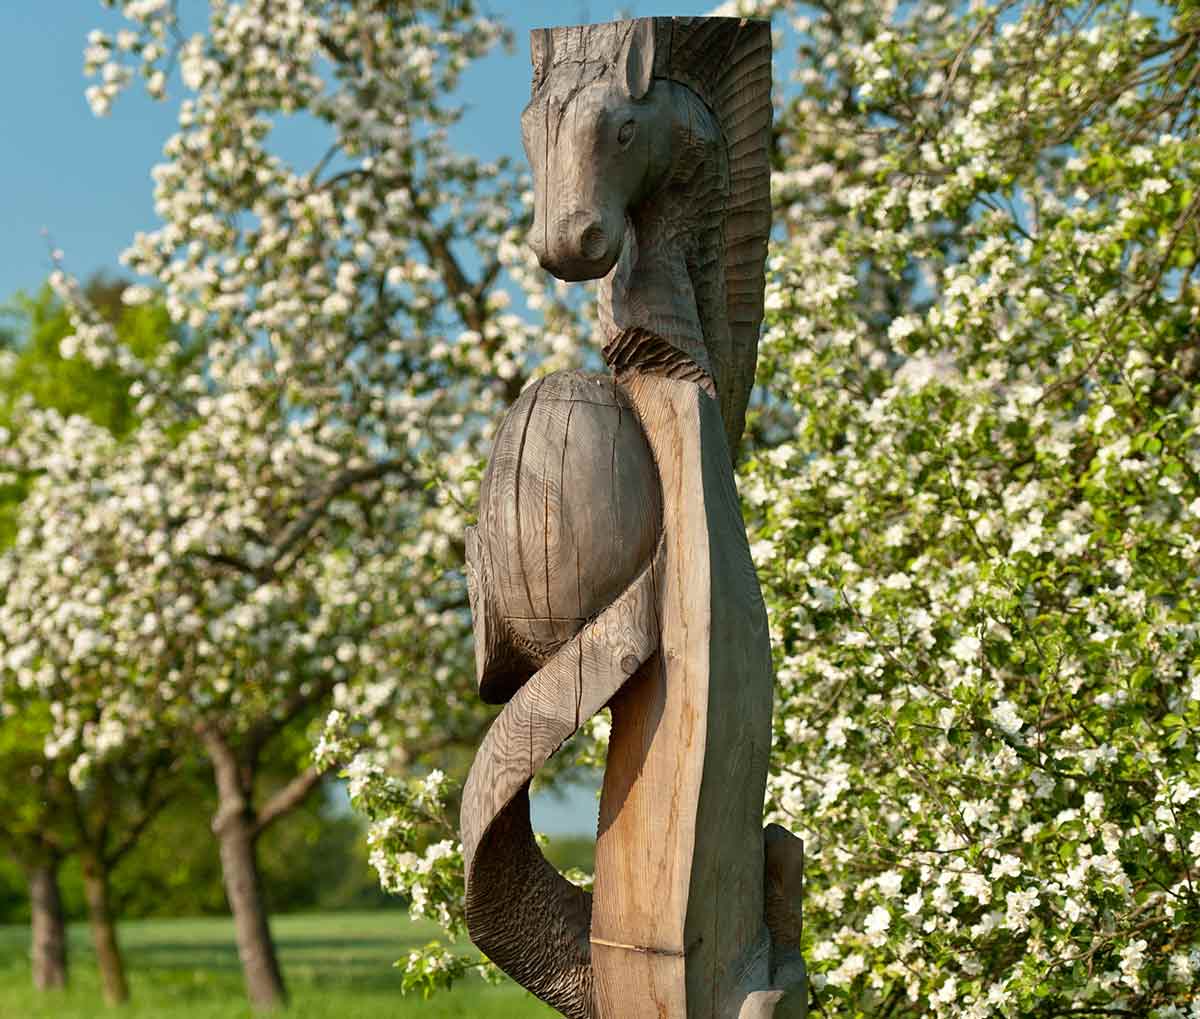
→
(129, 935, 402, 957)
(0, 913, 535, 1011)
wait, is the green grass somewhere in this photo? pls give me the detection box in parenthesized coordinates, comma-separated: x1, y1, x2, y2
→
(0, 911, 557, 1017)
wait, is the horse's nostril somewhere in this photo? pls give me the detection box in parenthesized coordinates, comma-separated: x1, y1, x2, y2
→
(544, 213, 620, 279)
(580, 224, 607, 261)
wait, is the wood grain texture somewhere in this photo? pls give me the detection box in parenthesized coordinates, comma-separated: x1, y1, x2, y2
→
(470, 371, 661, 704)
(458, 17, 806, 1019)
(738, 987, 809, 1019)
(462, 505, 666, 1018)
(762, 825, 808, 1019)
(458, 379, 667, 1008)
(763, 825, 804, 955)
(591, 373, 775, 1019)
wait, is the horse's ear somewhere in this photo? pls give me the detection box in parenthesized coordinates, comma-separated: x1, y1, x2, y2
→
(531, 29, 553, 93)
(620, 20, 655, 100)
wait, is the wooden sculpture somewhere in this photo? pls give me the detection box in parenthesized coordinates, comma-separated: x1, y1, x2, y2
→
(460, 17, 807, 1019)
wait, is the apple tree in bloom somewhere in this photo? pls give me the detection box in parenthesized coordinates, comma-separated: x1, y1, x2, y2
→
(0, 281, 193, 1003)
(736, 1, 1199, 1016)
(3, 0, 586, 1009)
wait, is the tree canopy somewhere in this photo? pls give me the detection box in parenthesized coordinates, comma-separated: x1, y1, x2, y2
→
(740, 1, 1200, 1016)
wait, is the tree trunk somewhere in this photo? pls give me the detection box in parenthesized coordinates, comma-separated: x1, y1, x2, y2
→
(80, 852, 129, 1005)
(215, 820, 286, 1010)
(27, 859, 68, 990)
(206, 733, 287, 1011)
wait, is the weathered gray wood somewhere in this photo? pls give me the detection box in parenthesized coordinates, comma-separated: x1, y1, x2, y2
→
(739, 987, 809, 1019)
(460, 16, 805, 1019)
(764, 824, 805, 955)
(462, 370, 667, 1016)
(591, 373, 774, 1019)
(462, 520, 667, 1018)
(762, 825, 808, 1019)
(472, 371, 662, 700)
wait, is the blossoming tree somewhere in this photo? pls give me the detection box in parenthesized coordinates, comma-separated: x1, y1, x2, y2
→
(2, 0, 585, 1010)
(736, 0, 1198, 1015)
(0, 281, 189, 1003)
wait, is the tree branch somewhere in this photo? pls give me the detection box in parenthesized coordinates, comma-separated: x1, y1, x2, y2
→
(106, 783, 173, 867)
(269, 459, 414, 575)
(241, 675, 338, 766)
(417, 226, 488, 333)
(253, 764, 332, 837)
(191, 550, 265, 579)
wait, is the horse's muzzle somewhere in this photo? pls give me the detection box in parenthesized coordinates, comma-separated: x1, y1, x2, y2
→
(532, 210, 622, 282)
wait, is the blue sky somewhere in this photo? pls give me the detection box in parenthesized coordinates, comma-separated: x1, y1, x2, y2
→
(0, 1, 718, 304)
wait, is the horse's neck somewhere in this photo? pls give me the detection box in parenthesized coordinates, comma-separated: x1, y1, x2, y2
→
(598, 85, 730, 389)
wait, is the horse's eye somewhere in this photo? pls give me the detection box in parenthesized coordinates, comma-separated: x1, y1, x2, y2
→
(617, 120, 636, 147)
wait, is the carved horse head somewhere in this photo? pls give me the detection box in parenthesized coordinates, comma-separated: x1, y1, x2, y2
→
(520, 17, 773, 456)
(521, 21, 669, 282)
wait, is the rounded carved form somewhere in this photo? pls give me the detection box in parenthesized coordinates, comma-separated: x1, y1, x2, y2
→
(470, 370, 662, 704)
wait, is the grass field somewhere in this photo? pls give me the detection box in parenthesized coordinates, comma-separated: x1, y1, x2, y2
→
(0, 911, 558, 1017)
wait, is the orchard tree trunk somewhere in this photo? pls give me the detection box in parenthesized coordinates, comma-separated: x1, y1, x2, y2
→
(206, 732, 287, 1011)
(79, 852, 129, 1005)
(27, 858, 68, 990)
(215, 820, 286, 1011)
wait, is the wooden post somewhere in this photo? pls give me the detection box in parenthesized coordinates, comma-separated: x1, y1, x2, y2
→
(460, 17, 807, 1019)
(591, 372, 776, 1019)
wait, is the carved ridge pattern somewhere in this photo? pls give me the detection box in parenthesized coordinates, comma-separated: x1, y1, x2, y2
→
(603, 326, 717, 396)
(649, 17, 773, 454)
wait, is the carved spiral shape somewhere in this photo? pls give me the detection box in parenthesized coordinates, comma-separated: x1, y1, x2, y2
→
(461, 370, 665, 1019)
